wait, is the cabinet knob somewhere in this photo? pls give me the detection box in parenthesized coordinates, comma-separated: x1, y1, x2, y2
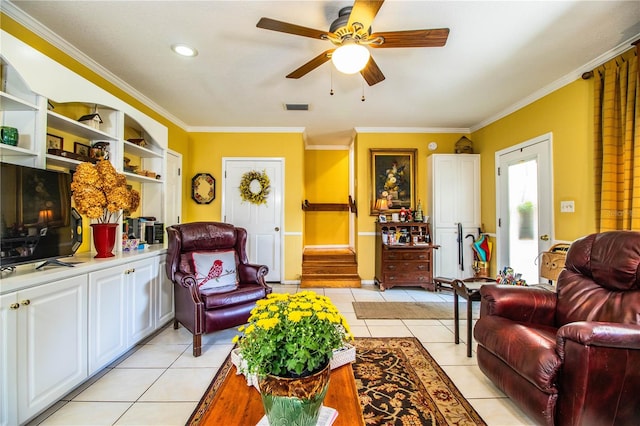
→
(124, 268, 136, 274)
(9, 303, 20, 310)
(20, 299, 31, 306)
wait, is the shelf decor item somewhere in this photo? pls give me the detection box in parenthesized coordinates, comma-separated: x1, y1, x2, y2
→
(90, 223, 118, 258)
(370, 148, 416, 215)
(71, 160, 140, 257)
(0, 126, 18, 146)
(46, 133, 63, 150)
(239, 169, 270, 205)
(73, 142, 91, 159)
(233, 291, 352, 426)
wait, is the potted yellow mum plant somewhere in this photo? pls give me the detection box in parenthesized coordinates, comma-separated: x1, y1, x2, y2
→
(233, 291, 352, 426)
(71, 160, 139, 258)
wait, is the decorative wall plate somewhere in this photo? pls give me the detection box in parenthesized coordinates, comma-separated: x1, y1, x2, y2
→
(192, 173, 215, 204)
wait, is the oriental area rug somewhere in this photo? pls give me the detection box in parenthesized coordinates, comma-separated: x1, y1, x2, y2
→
(353, 302, 481, 320)
(188, 337, 486, 426)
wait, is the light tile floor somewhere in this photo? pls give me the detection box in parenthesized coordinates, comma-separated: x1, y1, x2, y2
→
(30, 284, 536, 426)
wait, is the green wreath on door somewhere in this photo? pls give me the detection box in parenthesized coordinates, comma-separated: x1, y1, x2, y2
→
(239, 170, 271, 205)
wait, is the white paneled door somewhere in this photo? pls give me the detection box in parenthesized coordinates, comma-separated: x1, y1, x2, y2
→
(223, 158, 283, 282)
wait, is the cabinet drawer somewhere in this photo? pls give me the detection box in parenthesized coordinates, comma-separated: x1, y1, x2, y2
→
(383, 273, 431, 283)
(382, 262, 430, 273)
(383, 250, 430, 261)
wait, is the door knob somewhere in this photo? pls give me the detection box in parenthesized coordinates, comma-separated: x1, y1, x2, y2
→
(540, 234, 549, 241)
(274, 227, 280, 232)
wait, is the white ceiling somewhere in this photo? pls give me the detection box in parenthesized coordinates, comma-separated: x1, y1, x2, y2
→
(5, 1, 640, 147)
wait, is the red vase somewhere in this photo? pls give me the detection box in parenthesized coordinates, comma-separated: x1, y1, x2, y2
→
(91, 223, 118, 258)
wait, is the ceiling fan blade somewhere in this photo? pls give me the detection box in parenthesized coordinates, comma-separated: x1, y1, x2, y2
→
(360, 56, 385, 86)
(370, 29, 450, 48)
(347, 0, 385, 31)
(257, 17, 328, 40)
(286, 50, 335, 79)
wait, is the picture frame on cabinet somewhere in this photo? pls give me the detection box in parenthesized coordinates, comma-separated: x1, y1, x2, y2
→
(370, 148, 416, 215)
(46, 133, 63, 150)
(74, 142, 90, 157)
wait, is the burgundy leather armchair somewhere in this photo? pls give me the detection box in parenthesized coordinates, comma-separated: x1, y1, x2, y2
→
(166, 222, 271, 356)
(474, 231, 640, 425)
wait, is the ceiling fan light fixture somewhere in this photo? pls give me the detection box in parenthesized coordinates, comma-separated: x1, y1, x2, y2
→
(171, 44, 198, 57)
(331, 43, 370, 74)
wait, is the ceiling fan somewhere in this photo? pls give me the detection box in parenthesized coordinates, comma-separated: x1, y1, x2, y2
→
(256, 0, 449, 86)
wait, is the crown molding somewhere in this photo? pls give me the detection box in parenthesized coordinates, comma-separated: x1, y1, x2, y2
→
(187, 126, 306, 133)
(2, 1, 189, 130)
(471, 32, 640, 132)
(354, 127, 470, 134)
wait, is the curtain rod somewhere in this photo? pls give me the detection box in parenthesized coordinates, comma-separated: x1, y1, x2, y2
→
(582, 38, 640, 80)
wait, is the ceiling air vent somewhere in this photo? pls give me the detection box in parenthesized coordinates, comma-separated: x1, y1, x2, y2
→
(284, 103, 310, 111)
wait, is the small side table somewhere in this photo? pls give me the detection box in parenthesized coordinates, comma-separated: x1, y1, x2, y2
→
(452, 278, 495, 357)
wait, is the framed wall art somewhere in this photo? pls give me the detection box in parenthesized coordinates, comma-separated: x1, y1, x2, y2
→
(370, 148, 416, 215)
(74, 142, 90, 157)
(191, 173, 215, 204)
(46, 133, 63, 150)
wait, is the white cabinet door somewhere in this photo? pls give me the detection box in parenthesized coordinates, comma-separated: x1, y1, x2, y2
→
(0, 292, 18, 426)
(455, 155, 481, 228)
(433, 227, 478, 280)
(430, 154, 480, 229)
(156, 257, 174, 327)
(429, 154, 481, 279)
(128, 259, 155, 344)
(88, 267, 128, 375)
(17, 276, 88, 424)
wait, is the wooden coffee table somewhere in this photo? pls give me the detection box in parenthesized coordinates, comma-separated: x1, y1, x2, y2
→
(197, 363, 365, 425)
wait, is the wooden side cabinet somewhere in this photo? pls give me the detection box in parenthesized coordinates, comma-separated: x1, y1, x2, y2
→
(374, 222, 438, 291)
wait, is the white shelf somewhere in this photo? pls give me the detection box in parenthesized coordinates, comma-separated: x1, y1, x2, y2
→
(47, 110, 118, 141)
(123, 171, 164, 184)
(0, 143, 37, 156)
(0, 91, 38, 111)
(45, 153, 84, 169)
(123, 140, 162, 158)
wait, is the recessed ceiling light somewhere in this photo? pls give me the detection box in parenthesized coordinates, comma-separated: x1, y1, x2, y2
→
(171, 44, 198, 57)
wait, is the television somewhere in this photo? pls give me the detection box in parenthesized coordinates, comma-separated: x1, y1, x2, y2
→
(0, 162, 82, 269)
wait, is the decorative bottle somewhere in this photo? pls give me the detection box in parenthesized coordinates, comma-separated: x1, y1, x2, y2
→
(414, 200, 423, 222)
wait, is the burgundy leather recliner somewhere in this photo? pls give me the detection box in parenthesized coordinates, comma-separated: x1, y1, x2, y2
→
(474, 231, 640, 425)
(166, 222, 271, 356)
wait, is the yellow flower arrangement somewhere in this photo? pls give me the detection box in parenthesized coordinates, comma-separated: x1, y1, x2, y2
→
(71, 160, 140, 223)
(233, 291, 352, 377)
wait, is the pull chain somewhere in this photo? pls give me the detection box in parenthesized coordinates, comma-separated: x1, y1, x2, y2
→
(361, 81, 366, 102)
(330, 68, 334, 96)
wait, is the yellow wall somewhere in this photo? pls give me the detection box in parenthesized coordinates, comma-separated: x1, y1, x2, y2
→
(471, 78, 596, 242)
(304, 150, 350, 246)
(187, 132, 305, 281)
(355, 133, 467, 280)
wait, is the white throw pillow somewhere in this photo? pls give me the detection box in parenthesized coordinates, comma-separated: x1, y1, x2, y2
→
(191, 250, 239, 290)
